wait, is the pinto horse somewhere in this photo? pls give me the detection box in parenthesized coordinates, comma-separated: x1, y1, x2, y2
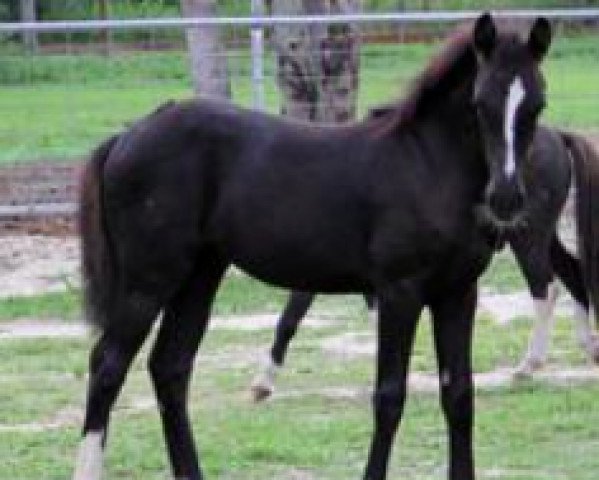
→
(74, 13, 565, 480)
(250, 127, 599, 400)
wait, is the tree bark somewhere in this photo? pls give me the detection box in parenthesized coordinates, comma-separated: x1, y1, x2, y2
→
(180, 0, 230, 98)
(270, 0, 361, 123)
(19, 0, 38, 53)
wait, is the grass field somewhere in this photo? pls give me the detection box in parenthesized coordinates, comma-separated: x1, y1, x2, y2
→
(0, 250, 598, 479)
(1, 35, 599, 164)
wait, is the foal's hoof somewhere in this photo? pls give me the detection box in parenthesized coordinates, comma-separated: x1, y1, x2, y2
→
(250, 382, 273, 402)
(513, 357, 545, 379)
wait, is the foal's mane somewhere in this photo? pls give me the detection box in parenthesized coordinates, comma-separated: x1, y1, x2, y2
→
(372, 26, 478, 131)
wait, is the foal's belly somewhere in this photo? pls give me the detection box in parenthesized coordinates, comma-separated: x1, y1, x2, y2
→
(209, 212, 371, 293)
(235, 259, 371, 293)
(222, 236, 371, 293)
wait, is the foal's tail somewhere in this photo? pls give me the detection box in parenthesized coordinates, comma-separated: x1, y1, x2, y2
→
(562, 131, 599, 321)
(78, 134, 119, 331)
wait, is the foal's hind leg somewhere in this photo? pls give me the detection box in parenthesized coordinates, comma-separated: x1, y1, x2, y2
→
(73, 296, 160, 480)
(251, 290, 315, 402)
(148, 257, 227, 480)
(551, 237, 599, 363)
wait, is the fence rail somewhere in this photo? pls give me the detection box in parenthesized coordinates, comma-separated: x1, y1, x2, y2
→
(1, 9, 599, 33)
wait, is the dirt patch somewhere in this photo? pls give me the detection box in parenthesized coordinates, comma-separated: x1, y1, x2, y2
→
(273, 367, 599, 401)
(321, 331, 375, 358)
(0, 313, 334, 341)
(0, 320, 87, 339)
(479, 290, 576, 325)
(481, 468, 565, 479)
(274, 468, 317, 480)
(0, 235, 80, 297)
(0, 405, 82, 433)
(211, 313, 334, 331)
(0, 395, 158, 433)
(0, 161, 79, 235)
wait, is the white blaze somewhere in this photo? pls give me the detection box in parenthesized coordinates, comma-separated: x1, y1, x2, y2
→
(504, 77, 526, 178)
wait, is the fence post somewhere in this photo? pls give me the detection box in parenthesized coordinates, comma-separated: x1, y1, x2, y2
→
(251, 0, 266, 110)
(19, 0, 38, 53)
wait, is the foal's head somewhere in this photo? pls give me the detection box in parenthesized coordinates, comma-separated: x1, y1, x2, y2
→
(472, 13, 551, 227)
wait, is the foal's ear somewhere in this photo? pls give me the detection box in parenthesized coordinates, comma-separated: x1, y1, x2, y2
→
(528, 17, 552, 62)
(473, 12, 496, 61)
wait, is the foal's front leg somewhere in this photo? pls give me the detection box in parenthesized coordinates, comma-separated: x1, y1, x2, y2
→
(430, 285, 477, 480)
(363, 286, 422, 480)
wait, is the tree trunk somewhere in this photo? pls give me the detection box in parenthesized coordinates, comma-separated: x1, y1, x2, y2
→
(270, 0, 361, 123)
(19, 0, 38, 53)
(180, 0, 230, 98)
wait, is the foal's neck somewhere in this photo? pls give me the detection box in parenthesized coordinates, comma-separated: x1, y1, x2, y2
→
(437, 78, 480, 153)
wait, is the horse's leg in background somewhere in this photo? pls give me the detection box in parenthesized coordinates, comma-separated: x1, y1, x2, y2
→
(511, 236, 557, 377)
(252, 291, 377, 401)
(550, 236, 599, 363)
(430, 284, 477, 480)
(148, 255, 227, 480)
(73, 296, 161, 480)
(363, 284, 422, 480)
(364, 293, 378, 324)
(251, 290, 315, 401)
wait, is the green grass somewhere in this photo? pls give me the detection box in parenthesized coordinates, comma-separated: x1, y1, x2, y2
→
(1, 36, 599, 163)
(0, 260, 598, 478)
(0, 290, 80, 320)
(480, 249, 527, 294)
(0, 288, 598, 478)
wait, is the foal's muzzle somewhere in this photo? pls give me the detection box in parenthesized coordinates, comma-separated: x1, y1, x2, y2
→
(485, 177, 526, 226)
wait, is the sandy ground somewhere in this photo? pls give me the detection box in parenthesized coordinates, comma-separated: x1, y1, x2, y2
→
(0, 235, 80, 297)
